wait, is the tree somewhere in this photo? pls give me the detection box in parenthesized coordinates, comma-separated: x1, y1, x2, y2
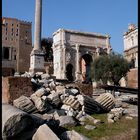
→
(91, 52, 131, 86)
(41, 37, 53, 62)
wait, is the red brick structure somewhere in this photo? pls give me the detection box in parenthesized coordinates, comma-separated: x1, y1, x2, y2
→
(127, 68, 138, 88)
(2, 77, 34, 104)
(2, 17, 32, 76)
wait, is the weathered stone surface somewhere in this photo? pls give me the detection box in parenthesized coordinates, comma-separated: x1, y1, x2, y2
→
(65, 88, 79, 95)
(42, 113, 54, 120)
(41, 73, 50, 79)
(2, 103, 34, 139)
(124, 107, 138, 117)
(85, 125, 96, 130)
(47, 109, 66, 119)
(30, 113, 45, 127)
(32, 124, 60, 140)
(83, 95, 101, 114)
(2, 77, 34, 104)
(34, 87, 47, 97)
(31, 94, 49, 112)
(60, 130, 90, 140)
(49, 81, 56, 90)
(107, 118, 114, 123)
(47, 92, 61, 106)
(76, 94, 84, 105)
(78, 114, 95, 123)
(45, 87, 51, 93)
(125, 116, 133, 120)
(56, 85, 65, 94)
(107, 113, 115, 119)
(13, 95, 36, 113)
(95, 93, 115, 111)
(93, 119, 101, 125)
(57, 116, 77, 127)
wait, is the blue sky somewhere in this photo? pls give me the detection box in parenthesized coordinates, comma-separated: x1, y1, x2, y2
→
(2, 0, 138, 54)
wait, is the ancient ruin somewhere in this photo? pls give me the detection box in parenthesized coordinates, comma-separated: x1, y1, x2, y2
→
(53, 29, 112, 82)
(29, 0, 45, 74)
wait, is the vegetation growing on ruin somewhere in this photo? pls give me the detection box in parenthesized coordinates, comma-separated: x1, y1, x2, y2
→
(64, 113, 138, 139)
(91, 52, 131, 86)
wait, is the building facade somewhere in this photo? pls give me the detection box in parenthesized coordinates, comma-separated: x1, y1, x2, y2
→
(2, 17, 32, 76)
(123, 24, 138, 88)
(123, 24, 138, 67)
(53, 28, 112, 81)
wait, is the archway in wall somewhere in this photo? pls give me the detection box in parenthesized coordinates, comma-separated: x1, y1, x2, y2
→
(80, 54, 93, 83)
(66, 63, 74, 81)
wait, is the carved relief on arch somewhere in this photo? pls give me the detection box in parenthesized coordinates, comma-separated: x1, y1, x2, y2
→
(66, 52, 71, 63)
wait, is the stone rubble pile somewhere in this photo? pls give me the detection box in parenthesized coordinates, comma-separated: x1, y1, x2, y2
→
(2, 72, 138, 140)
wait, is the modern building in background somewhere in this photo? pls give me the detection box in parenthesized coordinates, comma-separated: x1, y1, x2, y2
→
(2, 17, 32, 76)
(123, 24, 138, 88)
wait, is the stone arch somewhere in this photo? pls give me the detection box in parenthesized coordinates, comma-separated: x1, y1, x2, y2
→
(66, 63, 74, 81)
(80, 54, 93, 83)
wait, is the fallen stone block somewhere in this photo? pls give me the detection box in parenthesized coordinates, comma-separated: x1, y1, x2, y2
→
(30, 113, 46, 127)
(13, 95, 37, 113)
(47, 92, 61, 106)
(49, 81, 56, 90)
(65, 88, 79, 96)
(34, 87, 47, 97)
(60, 130, 90, 140)
(32, 124, 60, 140)
(57, 116, 77, 127)
(107, 118, 114, 123)
(83, 95, 102, 114)
(125, 116, 133, 120)
(85, 125, 96, 130)
(107, 113, 115, 119)
(2, 103, 34, 139)
(56, 85, 65, 94)
(31, 94, 49, 112)
(76, 94, 84, 105)
(95, 93, 115, 111)
(47, 109, 66, 119)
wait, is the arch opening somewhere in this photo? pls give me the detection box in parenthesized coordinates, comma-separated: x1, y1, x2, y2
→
(81, 54, 93, 83)
(66, 63, 74, 81)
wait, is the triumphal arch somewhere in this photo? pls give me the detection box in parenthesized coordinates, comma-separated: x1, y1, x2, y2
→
(52, 29, 112, 82)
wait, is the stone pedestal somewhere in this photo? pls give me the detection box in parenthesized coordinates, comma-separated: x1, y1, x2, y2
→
(29, 49, 45, 74)
(29, 0, 45, 74)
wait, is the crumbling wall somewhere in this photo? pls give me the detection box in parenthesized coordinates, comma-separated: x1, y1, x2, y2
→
(2, 77, 34, 104)
(66, 83, 93, 97)
(127, 68, 138, 88)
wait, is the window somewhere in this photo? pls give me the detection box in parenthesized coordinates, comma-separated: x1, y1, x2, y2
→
(12, 23, 14, 26)
(5, 37, 7, 40)
(3, 47, 10, 59)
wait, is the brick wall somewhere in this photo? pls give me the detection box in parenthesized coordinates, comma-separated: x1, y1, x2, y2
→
(2, 77, 34, 104)
(127, 68, 138, 88)
(66, 83, 93, 97)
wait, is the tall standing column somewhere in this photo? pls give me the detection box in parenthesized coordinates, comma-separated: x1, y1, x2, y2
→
(29, 0, 45, 74)
(75, 44, 81, 81)
(34, 0, 42, 51)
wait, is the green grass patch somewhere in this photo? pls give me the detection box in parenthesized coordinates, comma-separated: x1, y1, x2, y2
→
(64, 113, 138, 139)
